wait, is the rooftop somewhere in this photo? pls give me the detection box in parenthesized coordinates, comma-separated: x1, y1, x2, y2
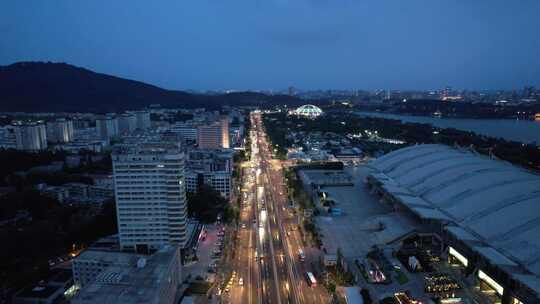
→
(73, 246, 180, 304)
(368, 144, 540, 294)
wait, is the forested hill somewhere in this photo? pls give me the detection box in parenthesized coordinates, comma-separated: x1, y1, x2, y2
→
(0, 62, 302, 112)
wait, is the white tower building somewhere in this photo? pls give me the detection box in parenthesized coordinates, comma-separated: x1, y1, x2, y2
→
(112, 143, 188, 252)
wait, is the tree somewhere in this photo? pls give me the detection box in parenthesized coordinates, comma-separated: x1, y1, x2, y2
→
(187, 184, 229, 223)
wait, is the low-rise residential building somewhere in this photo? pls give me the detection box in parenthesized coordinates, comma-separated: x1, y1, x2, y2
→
(185, 149, 233, 198)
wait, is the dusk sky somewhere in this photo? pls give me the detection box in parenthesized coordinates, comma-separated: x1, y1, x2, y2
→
(1, 1, 539, 91)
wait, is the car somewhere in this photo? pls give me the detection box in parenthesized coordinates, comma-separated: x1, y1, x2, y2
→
(241, 223, 247, 229)
(238, 278, 244, 286)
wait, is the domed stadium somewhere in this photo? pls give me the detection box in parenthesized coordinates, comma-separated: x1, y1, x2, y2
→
(293, 104, 323, 118)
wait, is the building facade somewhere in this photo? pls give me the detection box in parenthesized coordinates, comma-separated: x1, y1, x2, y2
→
(170, 122, 198, 145)
(185, 149, 233, 198)
(96, 116, 119, 140)
(14, 123, 48, 151)
(46, 118, 74, 143)
(118, 113, 137, 134)
(112, 143, 188, 252)
(185, 170, 231, 199)
(197, 122, 222, 149)
(134, 111, 151, 130)
(221, 116, 230, 149)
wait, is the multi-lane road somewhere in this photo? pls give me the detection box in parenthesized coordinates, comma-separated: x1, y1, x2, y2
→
(225, 112, 329, 304)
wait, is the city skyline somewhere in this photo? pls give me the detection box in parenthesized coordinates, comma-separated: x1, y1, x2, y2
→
(2, 2, 540, 304)
(1, 1, 539, 91)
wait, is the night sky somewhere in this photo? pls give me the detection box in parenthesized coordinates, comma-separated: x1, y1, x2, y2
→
(1, 1, 539, 91)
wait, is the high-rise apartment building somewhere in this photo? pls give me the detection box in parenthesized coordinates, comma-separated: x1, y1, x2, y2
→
(96, 116, 119, 140)
(197, 122, 222, 149)
(112, 143, 188, 252)
(118, 113, 137, 134)
(46, 118, 74, 143)
(134, 111, 151, 130)
(14, 122, 47, 151)
(197, 117, 230, 149)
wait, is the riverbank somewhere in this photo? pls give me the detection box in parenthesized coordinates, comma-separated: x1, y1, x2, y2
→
(356, 111, 540, 145)
(263, 111, 540, 171)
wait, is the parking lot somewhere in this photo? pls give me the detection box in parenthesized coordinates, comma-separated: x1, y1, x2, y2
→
(184, 223, 225, 283)
(313, 166, 417, 260)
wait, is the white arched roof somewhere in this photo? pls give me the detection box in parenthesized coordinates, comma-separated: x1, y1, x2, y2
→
(369, 144, 540, 291)
(294, 104, 323, 117)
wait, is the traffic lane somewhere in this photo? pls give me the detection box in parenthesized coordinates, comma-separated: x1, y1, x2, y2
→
(263, 171, 298, 303)
(265, 202, 289, 299)
(259, 132, 296, 302)
(253, 113, 304, 304)
(231, 164, 259, 304)
(264, 160, 330, 303)
(254, 175, 279, 301)
(232, 214, 254, 303)
(262, 201, 283, 304)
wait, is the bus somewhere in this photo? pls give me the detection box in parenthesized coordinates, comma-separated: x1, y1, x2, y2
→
(306, 271, 317, 287)
(298, 249, 305, 262)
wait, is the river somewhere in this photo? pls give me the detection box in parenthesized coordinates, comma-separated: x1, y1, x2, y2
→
(356, 111, 540, 145)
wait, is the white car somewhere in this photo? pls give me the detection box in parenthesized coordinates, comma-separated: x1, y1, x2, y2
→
(241, 223, 247, 229)
(238, 277, 244, 286)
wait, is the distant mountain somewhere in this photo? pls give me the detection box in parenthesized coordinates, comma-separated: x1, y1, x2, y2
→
(0, 62, 302, 112)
